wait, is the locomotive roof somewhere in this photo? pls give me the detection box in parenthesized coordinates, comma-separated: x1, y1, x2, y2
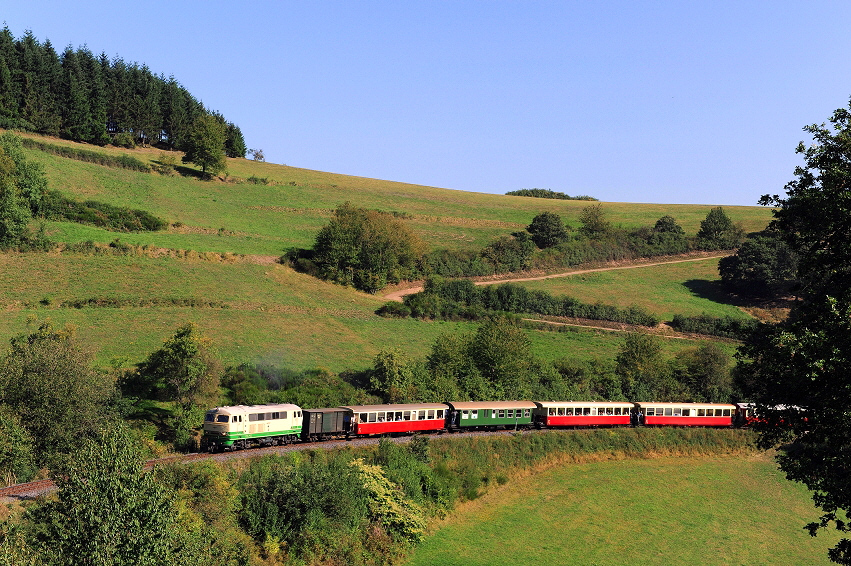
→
(445, 401, 537, 410)
(207, 403, 302, 415)
(340, 403, 447, 412)
(534, 401, 635, 408)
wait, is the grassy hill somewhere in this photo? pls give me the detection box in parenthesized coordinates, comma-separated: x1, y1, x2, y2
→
(4, 131, 773, 371)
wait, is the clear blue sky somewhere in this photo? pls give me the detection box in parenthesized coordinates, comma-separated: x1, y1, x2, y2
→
(5, 1, 851, 205)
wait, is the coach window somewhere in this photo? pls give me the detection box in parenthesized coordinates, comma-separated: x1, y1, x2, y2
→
(507, 409, 514, 418)
(723, 409, 731, 416)
(403, 411, 411, 421)
(426, 410, 434, 419)
(368, 413, 377, 423)
(524, 409, 530, 417)
(498, 410, 505, 419)
(462, 410, 469, 420)
(437, 410, 444, 419)
(613, 408, 621, 416)
(663, 408, 672, 416)
(359, 413, 367, 423)
(472, 410, 479, 419)
(697, 409, 706, 417)
(682, 409, 690, 417)
(378, 412, 387, 422)
(395, 412, 403, 421)
(417, 410, 425, 420)
(282, 411, 288, 419)
(557, 408, 565, 416)
(673, 409, 681, 416)
(549, 408, 556, 416)
(582, 408, 590, 416)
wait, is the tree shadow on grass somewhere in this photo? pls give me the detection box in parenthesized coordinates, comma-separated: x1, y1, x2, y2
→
(683, 279, 798, 312)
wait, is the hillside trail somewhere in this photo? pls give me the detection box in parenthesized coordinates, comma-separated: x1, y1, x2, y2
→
(382, 253, 730, 302)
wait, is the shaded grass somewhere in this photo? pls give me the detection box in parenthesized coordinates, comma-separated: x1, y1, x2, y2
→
(410, 452, 840, 566)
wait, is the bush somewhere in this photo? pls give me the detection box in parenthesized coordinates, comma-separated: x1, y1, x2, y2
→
(669, 313, 760, 340)
(41, 189, 167, 231)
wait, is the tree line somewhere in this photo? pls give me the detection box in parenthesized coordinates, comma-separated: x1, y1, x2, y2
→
(0, 28, 245, 157)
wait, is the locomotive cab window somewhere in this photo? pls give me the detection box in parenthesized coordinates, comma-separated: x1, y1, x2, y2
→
(217, 415, 229, 423)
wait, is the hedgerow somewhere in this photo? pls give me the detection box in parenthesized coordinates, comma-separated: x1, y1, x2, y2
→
(22, 138, 152, 172)
(395, 278, 660, 327)
(669, 313, 760, 340)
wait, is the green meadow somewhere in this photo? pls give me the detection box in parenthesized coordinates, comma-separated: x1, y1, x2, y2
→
(409, 454, 839, 566)
(516, 256, 744, 321)
(1, 132, 771, 371)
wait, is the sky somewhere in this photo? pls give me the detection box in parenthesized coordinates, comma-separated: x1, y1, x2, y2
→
(4, 1, 851, 206)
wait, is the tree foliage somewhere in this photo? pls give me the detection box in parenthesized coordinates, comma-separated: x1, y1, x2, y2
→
(527, 211, 568, 248)
(0, 322, 117, 467)
(0, 132, 49, 249)
(312, 202, 427, 293)
(0, 27, 243, 151)
(740, 99, 851, 564)
(578, 203, 611, 239)
(696, 206, 745, 250)
(182, 114, 227, 176)
(21, 425, 203, 565)
(718, 229, 799, 296)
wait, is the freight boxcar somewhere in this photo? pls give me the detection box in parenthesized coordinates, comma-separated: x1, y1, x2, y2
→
(533, 401, 635, 428)
(341, 403, 447, 436)
(445, 401, 536, 431)
(301, 408, 349, 442)
(635, 402, 735, 427)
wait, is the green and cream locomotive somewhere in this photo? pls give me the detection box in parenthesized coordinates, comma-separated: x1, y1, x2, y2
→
(202, 403, 303, 451)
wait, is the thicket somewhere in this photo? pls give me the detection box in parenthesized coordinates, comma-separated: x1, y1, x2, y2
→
(298, 202, 428, 293)
(505, 188, 598, 200)
(41, 189, 167, 231)
(718, 229, 800, 297)
(670, 314, 760, 340)
(0, 27, 245, 155)
(21, 137, 151, 171)
(386, 278, 660, 327)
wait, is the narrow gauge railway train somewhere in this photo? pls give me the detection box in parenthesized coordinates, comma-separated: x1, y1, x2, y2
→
(202, 400, 742, 452)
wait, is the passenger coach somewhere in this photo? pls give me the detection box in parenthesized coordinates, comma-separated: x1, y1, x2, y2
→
(636, 402, 735, 427)
(445, 401, 536, 431)
(342, 403, 447, 436)
(533, 401, 634, 428)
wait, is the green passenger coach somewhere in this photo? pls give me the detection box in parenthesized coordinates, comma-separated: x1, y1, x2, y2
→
(202, 403, 303, 451)
(446, 401, 537, 431)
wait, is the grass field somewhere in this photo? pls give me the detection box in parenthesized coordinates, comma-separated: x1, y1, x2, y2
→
(20, 131, 774, 257)
(409, 453, 839, 565)
(0, 250, 734, 370)
(0, 132, 771, 370)
(517, 256, 746, 321)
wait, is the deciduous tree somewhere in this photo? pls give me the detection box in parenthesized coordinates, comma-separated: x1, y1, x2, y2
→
(526, 211, 568, 248)
(740, 99, 851, 564)
(182, 113, 227, 176)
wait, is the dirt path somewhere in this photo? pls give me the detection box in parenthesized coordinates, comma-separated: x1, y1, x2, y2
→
(382, 253, 730, 302)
